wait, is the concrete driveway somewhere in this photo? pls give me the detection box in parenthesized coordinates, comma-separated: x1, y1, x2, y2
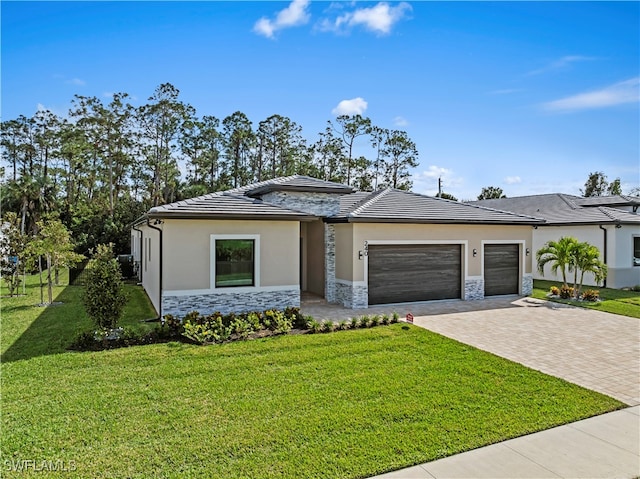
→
(302, 296, 640, 405)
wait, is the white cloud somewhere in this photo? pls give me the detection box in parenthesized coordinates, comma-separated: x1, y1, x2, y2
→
(253, 0, 310, 39)
(526, 55, 595, 76)
(320, 1, 411, 35)
(412, 166, 465, 196)
(542, 77, 639, 112)
(504, 176, 522, 184)
(393, 116, 408, 127)
(66, 78, 86, 86)
(332, 97, 368, 115)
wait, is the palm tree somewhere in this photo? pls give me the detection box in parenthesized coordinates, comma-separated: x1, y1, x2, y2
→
(573, 242, 607, 298)
(536, 236, 579, 287)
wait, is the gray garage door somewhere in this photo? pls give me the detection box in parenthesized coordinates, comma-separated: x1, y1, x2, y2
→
(484, 244, 519, 296)
(368, 244, 462, 305)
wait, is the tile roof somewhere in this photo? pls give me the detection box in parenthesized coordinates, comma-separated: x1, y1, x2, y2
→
(571, 195, 640, 208)
(146, 191, 316, 221)
(470, 194, 640, 225)
(233, 175, 355, 197)
(334, 188, 544, 225)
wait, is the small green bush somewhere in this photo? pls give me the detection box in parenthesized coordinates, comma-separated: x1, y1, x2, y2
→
(370, 315, 380, 327)
(349, 317, 359, 329)
(83, 244, 128, 330)
(321, 320, 335, 333)
(337, 320, 348, 330)
(381, 314, 390, 325)
(359, 315, 371, 328)
(307, 318, 322, 333)
(391, 312, 400, 323)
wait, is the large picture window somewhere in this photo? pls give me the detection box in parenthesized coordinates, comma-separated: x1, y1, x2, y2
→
(634, 237, 640, 267)
(215, 239, 255, 287)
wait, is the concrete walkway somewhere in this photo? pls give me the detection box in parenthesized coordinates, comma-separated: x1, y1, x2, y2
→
(301, 296, 640, 478)
(373, 406, 640, 479)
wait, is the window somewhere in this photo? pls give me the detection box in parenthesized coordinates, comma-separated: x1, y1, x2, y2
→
(215, 239, 255, 287)
(634, 237, 640, 267)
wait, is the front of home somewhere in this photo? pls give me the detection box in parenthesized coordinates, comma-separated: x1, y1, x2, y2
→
(132, 176, 542, 317)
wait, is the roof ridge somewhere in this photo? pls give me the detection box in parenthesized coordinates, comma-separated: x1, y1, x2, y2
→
(349, 188, 391, 216)
(225, 175, 299, 195)
(558, 193, 579, 210)
(598, 206, 620, 221)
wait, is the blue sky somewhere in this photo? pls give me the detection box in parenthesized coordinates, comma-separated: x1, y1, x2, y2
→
(2, 1, 639, 199)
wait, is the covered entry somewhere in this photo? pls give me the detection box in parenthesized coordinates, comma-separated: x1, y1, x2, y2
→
(484, 243, 520, 296)
(367, 244, 462, 305)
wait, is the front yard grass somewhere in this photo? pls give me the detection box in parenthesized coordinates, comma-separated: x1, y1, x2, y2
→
(532, 279, 640, 319)
(1, 273, 624, 478)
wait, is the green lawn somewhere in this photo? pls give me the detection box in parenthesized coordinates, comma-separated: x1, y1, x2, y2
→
(532, 279, 640, 319)
(1, 273, 624, 478)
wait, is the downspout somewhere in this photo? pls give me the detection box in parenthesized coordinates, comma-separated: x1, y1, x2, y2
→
(131, 223, 144, 283)
(147, 218, 163, 319)
(599, 225, 607, 288)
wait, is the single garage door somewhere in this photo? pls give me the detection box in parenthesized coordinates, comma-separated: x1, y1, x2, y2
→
(484, 244, 519, 296)
(368, 244, 462, 305)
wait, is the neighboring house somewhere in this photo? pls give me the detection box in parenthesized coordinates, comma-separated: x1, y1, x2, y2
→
(471, 194, 640, 288)
(132, 176, 543, 317)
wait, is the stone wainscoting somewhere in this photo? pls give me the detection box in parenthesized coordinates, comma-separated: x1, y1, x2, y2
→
(465, 277, 485, 300)
(162, 288, 300, 317)
(521, 273, 533, 296)
(335, 280, 368, 309)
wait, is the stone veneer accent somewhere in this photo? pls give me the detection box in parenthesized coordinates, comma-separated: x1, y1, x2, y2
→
(260, 191, 343, 216)
(465, 278, 485, 300)
(162, 289, 300, 317)
(336, 281, 368, 309)
(324, 224, 336, 303)
(521, 273, 533, 296)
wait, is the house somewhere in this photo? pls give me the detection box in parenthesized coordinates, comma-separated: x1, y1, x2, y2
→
(132, 176, 544, 317)
(471, 194, 640, 288)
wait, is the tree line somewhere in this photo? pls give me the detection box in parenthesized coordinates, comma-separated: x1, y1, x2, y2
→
(1, 83, 419, 255)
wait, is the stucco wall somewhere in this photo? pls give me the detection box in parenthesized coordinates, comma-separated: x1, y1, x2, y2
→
(139, 223, 161, 315)
(611, 225, 640, 287)
(350, 223, 534, 282)
(161, 219, 300, 292)
(532, 225, 640, 288)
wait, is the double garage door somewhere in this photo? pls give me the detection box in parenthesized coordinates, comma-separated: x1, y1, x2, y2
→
(367, 243, 519, 305)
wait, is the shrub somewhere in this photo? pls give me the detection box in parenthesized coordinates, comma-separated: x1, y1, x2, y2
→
(349, 317, 359, 329)
(370, 315, 380, 327)
(381, 314, 390, 325)
(581, 289, 600, 302)
(285, 307, 306, 329)
(632, 285, 640, 292)
(307, 318, 322, 333)
(163, 314, 183, 335)
(359, 315, 371, 328)
(391, 312, 400, 323)
(231, 317, 254, 339)
(337, 320, 348, 330)
(83, 244, 128, 330)
(549, 286, 560, 296)
(321, 320, 335, 333)
(559, 285, 574, 299)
